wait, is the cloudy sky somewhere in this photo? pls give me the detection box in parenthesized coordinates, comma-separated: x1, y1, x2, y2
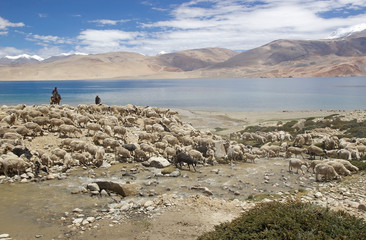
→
(1, 0, 366, 58)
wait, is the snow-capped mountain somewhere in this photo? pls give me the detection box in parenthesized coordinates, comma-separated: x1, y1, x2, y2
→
(328, 23, 366, 39)
(0, 54, 44, 65)
(0, 52, 89, 65)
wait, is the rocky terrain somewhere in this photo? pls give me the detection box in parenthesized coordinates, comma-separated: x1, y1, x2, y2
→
(1, 30, 366, 80)
(0, 104, 365, 239)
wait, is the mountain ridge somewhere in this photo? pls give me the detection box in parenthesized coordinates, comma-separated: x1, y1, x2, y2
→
(1, 30, 366, 80)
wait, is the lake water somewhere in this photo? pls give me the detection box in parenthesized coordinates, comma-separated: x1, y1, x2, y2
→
(0, 77, 365, 112)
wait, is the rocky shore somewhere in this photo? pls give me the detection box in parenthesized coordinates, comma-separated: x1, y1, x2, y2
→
(0, 104, 365, 239)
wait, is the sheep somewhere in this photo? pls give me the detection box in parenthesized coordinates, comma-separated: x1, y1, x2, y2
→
(138, 132, 155, 143)
(286, 146, 307, 159)
(76, 115, 90, 127)
(140, 143, 157, 157)
(243, 153, 257, 163)
(174, 149, 197, 171)
(102, 125, 113, 136)
(333, 159, 359, 172)
(40, 153, 53, 167)
(134, 149, 149, 162)
(315, 163, 339, 181)
(15, 126, 32, 137)
(337, 149, 351, 160)
(0, 155, 31, 177)
(162, 134, 180, 146)
(84, 143, 98, 156)
(179, 135, 194, 146)
(308, 160, 323, 173)
(93, 131, 110, 145)
(72, 152, 88, 165)
(59, 124, 82, 138)
(164, 146, 177, 161)
(102, 138, 120, 151)
(86, 123, 102, 136)
(114, 126, 127, 139)
(51, 148, 67, 160)
(307, 145, 326, 160)
(1, 113, 16, 125)
(24, 122, 43, 136)
(325, 161, 351, 176)
(226, 147, 242, 161)
(69, 140, 87, 153)
(115, 146, 132, 162)
(288, 158, 308, 174)
(94, 147, 105, 167)
(32, 116, 50, 129)
(188, 149, 205, 163)
(49, 118, 64, 131)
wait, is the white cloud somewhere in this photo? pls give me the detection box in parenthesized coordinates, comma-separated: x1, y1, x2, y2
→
(89, 19, 129, 26)
(0, 46, 24, 58)
(26, 34, 73, 46)
(77, 29, 142, 53)
(15, 0, 366, 57)
(0, 31, 8, 36)
(0, 16, 24, 30)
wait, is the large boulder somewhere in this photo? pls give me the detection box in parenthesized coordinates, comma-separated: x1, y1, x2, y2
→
(142, 157, 171, 168)
(94, 181, 139, 197)
(214, 140, 226, 159)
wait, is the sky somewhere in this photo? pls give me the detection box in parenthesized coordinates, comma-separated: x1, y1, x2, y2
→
(1, 0, 366, 58)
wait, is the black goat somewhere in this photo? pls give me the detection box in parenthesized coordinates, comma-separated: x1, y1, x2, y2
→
(174, 149, 197, 172)
(122, 143, 137, 152)
(12, 147, 32, 160)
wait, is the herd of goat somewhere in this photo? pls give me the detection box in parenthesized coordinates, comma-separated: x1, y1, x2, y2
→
(0, 103, 363, 182)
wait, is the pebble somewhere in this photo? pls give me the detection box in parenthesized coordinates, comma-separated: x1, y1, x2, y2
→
(72, 218, 84, 225)
(73, 208, 83, 213)
(314, 192, 323, 198)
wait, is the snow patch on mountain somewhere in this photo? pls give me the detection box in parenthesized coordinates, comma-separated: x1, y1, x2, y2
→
(328, 23, 366, 39)
(5, 54, 44, 61)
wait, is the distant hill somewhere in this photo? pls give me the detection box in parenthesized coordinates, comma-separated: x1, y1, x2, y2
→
(202, 30, 366, 78)
(0, 30, 366, 80)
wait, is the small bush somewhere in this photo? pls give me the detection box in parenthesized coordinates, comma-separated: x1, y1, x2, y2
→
(350, 160, 366, 171)
(198, 201, 365, 240)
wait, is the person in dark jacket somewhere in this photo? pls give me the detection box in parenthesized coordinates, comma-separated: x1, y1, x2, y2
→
(95, 95, 101, 105)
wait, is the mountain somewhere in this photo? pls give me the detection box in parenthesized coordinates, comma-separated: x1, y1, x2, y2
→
(0, 54, 44, 65)
(201, 29, 366, 78)
(0, 30, 366, 80)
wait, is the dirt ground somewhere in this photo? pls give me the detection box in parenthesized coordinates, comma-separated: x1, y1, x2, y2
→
(0, 109, 361, 240)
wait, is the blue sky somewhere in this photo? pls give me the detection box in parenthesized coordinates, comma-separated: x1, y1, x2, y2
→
(1, 0, 366, 58)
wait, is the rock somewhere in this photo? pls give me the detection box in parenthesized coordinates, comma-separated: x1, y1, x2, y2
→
(358, 203, 366, 211)
(87, 183, 100, 192)
(144, 200, 154, 208)
(143, 157, 171, 168)
(72, 218, 83, 225)
(73, 208, 83, 213)
(169, 170, 180, 177)
(46, 174, 55, 180)
(86, 217, 95, 223)
(314, 192, 323, 198)
(95, 181, 140, 197)
(161, 166, 176, 175)
(0, 234, 10, 238)
(100, 189, 109, 196)
(211, 169, 220, 174)
(191, 186, 213, 195)
(214, 140, 226, 159)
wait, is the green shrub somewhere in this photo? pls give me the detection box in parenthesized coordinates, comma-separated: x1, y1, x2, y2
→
(198, 201, 365, 240)
(350, 160, 366, 171)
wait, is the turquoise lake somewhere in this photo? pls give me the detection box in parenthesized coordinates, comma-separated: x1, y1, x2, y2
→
(0, 77, 365, 112)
